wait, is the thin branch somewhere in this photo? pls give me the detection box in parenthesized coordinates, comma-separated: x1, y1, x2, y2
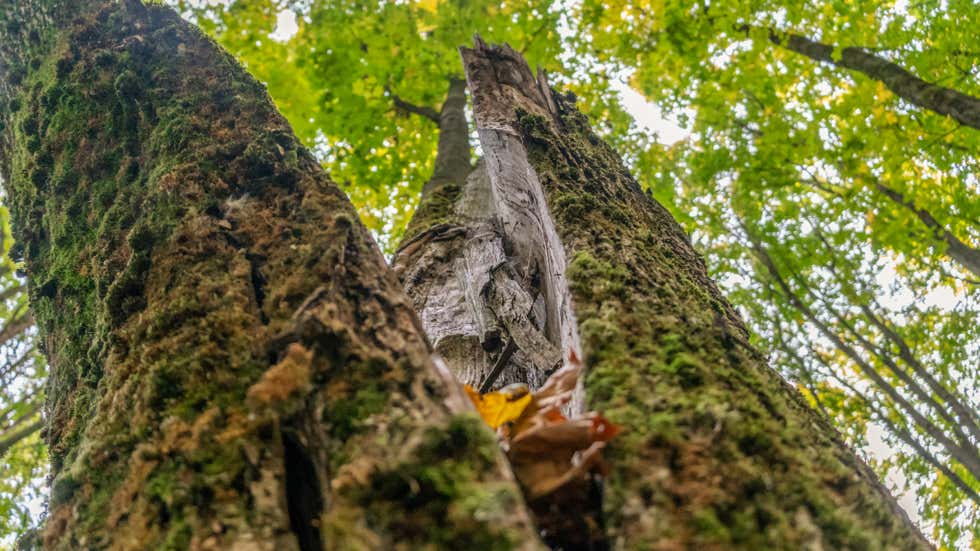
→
(817, 352, 980, 505)
(0, 308, 32, 346)
(386, 86, 440, 123)
(807, 223, 980, 443)
(479, 339, 519, 394)
(737, 218, 980, 480)
(0, 417, 42, 458)
(0, 396, 41, 430)
(0, 282, 25, 304)
(794, 267, 974, 448)
(861, 300, 980, 439)
(0, 347, 33, 386)
(872, 182, 980, 279)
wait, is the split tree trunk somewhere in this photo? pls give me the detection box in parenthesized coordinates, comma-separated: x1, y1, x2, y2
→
(0, 1, 937, 549)
(0, 3, 541, 549)
(392, 76, 568, 393)
(398, 39, 932, 550)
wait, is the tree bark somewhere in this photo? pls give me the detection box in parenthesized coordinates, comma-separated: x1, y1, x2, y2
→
(0, 1, 941, 547)
(0, 3, 541, 549)
(393, 76, 565, 393)
(450, 39, 931, 549)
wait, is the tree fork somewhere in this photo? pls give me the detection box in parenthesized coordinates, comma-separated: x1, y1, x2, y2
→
(0, 3, 542, 549)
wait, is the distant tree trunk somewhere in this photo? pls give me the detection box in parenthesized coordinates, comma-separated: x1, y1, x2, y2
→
(754, 26, 980, 131)
(0, 3, 540, 549)
(394, 39, 931, 549)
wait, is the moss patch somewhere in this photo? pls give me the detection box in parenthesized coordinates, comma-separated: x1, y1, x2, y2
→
(514, 91, 928, 549)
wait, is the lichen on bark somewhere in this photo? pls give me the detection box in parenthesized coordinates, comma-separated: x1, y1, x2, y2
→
(0, 3, 538, 549)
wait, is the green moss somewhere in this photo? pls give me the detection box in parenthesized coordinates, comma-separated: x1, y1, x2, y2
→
(691, 508, 728, 543)
(345, 414, 519, 550)
(513, 91, 927, 549)
(160, 520, 193, 551)
(49, 474, 81, 507)
(0, 4, 306, 546)
(325, 383, 388, 441)
(399, 181, 461, 245)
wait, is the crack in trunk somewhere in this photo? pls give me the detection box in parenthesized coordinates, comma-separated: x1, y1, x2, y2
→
(394, 42, 599, 549)
(282, 429, 324, 551)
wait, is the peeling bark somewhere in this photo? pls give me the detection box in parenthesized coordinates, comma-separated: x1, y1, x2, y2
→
(1, 3, 540, 549)
(456, 39, 931, 550)
(393, 75, 571, 393)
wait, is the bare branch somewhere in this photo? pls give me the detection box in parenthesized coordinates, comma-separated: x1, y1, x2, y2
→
(386, 86, 440, 123)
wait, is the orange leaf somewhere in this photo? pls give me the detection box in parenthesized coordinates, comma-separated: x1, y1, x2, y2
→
(464, 384, 533, 429)
(590, 414, 621, 442)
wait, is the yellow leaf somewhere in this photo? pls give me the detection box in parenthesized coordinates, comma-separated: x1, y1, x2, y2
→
(416, 0, 440, 13)
(465, 384, 532, 429)
(875, 81, 889, 98)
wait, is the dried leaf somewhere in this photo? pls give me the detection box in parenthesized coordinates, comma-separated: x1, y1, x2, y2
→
(465, 350, 622, 501)
(516, 441, 606, 499)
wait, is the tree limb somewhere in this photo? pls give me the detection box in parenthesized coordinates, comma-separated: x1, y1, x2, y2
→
(872, 182, 980, 279)
(791, 265, 977, 451)
(807, 222, 980, 443)
(0, 309, 32, 346)
(0, 417, 42, 458)
(737, 217, 980, 480)
(387, 86, 440, 123)
(753, 26, 980, 131)
(810, 352, 980, 506)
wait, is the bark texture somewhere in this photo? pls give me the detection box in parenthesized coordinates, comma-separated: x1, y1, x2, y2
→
(0, 3, 540, 549)
(458, 39, 931, 550)
(393, 77, 569, 393)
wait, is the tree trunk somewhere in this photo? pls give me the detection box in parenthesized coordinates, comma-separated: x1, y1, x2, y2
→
(423, 39, 925, 549)
(0, 3, 541, 549)
(393, 76, 567, 393)
(0, 0, 938, 547)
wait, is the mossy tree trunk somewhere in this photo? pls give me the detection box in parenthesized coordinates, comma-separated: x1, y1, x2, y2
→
(395, 39, 931, 549)
(472, 40, 934, 550)
(0, 3, 542, 549)
(0, 0, 937, 548)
